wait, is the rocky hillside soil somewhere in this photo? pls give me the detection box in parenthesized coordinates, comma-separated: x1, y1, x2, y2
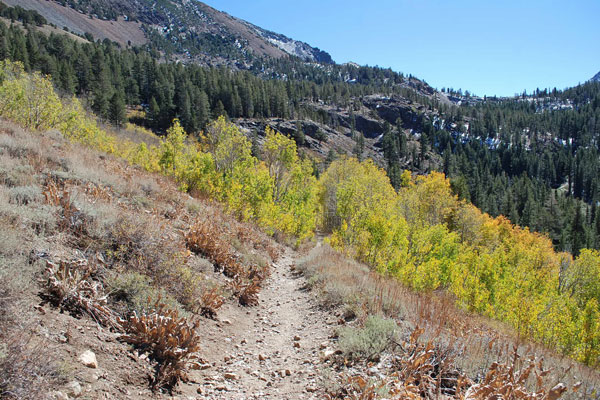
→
(0, 119, 337, 399)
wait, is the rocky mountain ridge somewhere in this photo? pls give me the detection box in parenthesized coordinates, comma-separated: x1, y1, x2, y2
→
(5, 0, 332, 64)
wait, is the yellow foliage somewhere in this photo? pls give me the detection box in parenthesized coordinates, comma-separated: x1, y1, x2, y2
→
(0, 60, 62, 131)
(2, 60, 600, 366)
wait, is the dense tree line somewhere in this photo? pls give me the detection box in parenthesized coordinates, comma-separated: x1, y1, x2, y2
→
(380, 82, 600, 254)
(0, 19, 430, 135)
(2, 14, 600, 254)
(0, 2, 47, 26)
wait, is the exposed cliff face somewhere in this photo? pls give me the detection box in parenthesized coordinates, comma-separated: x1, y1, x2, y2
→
(362, 95, 430, 132)
(252, 27, 334, 64)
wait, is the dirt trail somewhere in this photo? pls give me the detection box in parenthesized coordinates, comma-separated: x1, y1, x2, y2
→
(182, 247, 335, 399)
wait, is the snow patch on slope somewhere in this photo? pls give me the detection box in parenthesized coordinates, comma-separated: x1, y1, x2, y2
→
(266, 37, 318, 61)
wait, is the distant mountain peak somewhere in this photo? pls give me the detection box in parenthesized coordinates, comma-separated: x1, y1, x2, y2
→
(592, 71, 600, 82)
(7, 0, 332, 65)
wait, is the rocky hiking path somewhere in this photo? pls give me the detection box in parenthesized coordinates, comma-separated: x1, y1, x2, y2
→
(181, 247, 335, 399)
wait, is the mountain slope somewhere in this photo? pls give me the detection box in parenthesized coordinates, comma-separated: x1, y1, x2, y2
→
(592, 70, 600, 82)
(3, 4, 599, 256)
(2, 0, 147, 46)
(5, 0, 332, 64)
(1, 65, 597, 398)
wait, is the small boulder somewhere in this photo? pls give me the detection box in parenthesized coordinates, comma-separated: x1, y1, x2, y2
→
(224, 372, 238, 380)
(320, 350, 335, 359)
(78, 350, 97, 369)
(51, 391, 69, 400)
(65, 381, 82, 398)
(190, 362, 211, 370)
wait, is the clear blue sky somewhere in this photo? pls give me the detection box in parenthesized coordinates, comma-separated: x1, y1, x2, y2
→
(204, 0, 600, 97)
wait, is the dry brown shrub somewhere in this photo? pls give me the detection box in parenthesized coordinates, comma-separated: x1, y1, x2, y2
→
(0, 333, 63, 400)
(226, 262, 268, 307)
(105, 218, 162, 270)
(0, 260, 62, 400)
(222, 260, 244, 278)
(464, 347, 570, 400)
(119, 303, 200, 390)
(105, 217, 187, 282)
(238, 279, 261, 306)
(324, 375, 381, 399)
(301, 245, 590, 399)
(226, 275, 245, 296)
(185, 221, 239, 274)
(325, 330, 573, 400)
(197, 286, 225, 319)
(246, 262, 271, 282)
(84, 182, 113, 203)
(43, 180, 90, 239)
(42, 179, 61, 206)
(391, 327, 465, 398)
(236, 224, 282, 262)
(42, 256, 120, 330)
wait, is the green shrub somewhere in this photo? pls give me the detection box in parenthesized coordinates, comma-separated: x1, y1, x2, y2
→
(338, 315, 397, 361)
(0, 163, 35, 187)
(8, 185, 41, 205)
(107, 271, 184, 316)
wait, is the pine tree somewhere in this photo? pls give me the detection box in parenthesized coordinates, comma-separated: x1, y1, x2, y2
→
(92, 90, 110, 120)
(148, 96, 160, 130)
(109, 91, 126, 127)
(571, 205, 586, 256)
(353, 132, 365, 161)
(293, 120, 305, 145)
(196, 90, 210, 131)
(213, 100, 227, 119)
(58, 61, 76, 95)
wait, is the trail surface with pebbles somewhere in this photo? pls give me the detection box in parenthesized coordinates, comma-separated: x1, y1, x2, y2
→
(182, 247, 337, 399)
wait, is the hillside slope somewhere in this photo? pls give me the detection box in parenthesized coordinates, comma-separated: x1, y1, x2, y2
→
(5, 0, 332, 64)
(0, 118, 331, 398)
(2, 0, 147, 46)
(2, 119, 597, 399)
(5, 1, 599, 257)
(1, 60, 600, 398)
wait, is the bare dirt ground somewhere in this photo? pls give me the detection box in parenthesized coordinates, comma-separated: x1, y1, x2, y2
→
(179, 247, 336, 399)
